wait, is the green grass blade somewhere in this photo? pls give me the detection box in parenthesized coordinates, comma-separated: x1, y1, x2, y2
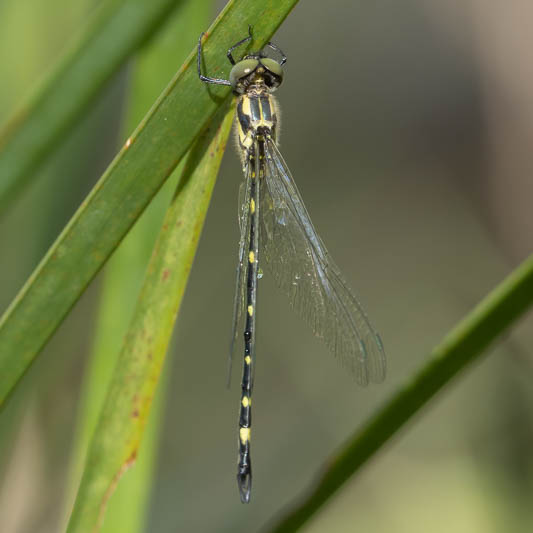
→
(66, 96, 235, 533)
(265, 254, 533, 533)
(0, 0, 188, 213)
(62, 2, 212, 531)
(0, 0, 299, 408)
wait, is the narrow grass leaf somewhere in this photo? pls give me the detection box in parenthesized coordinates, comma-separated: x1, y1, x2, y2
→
(66, 97, 235, 533)
(0, 0, 189, 213)
(62, 2, 213, 531)
(0, 0, 299, 408)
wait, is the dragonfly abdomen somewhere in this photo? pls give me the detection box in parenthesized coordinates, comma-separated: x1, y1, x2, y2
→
(236, 146, 262, 503)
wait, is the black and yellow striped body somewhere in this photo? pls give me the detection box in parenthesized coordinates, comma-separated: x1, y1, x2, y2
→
(235, 89, 278, 502)
(236, 90, 278, 154)
(197, 31, 286, 503)
(198, 33, 385, 505)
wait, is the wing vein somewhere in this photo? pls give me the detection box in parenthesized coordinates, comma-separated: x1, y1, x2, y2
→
(260, 138, 386, 384)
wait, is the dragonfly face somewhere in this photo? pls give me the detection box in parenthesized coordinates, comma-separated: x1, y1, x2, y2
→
(229, 55, 284, 95)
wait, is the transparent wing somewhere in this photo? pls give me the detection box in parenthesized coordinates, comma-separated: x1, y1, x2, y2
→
(260, 138, 386, 385)
(228, 159, 253, 382)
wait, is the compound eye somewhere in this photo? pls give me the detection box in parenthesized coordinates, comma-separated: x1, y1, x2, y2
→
(260, 58, 283, 80)
(229, 59, 259, 88)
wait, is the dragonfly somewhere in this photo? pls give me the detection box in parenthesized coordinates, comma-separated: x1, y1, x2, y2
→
(197, 27, 386, 503)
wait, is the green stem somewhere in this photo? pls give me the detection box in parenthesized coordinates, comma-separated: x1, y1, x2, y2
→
(0, 0, 187, 213)
(266, 254, 533, 533)
(62, 2, 212, 531)
(66, 100, 235, 533)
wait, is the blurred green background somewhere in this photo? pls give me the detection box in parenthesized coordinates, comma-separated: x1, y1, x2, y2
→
(1, 0, 533, 532)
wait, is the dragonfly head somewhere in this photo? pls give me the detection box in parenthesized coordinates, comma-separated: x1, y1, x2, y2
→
(229, 54, 284, 94)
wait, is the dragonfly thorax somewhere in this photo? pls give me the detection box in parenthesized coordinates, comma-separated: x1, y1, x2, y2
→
(236, 93, 278, 154)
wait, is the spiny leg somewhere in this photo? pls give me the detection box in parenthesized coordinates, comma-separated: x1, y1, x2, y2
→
(227, 25, 253, 65)
(197, 32, 231, 86)
(265, 41, 287, 65)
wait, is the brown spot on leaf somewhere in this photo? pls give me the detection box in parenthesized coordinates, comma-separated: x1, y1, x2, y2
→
(97, 450, 138, 531)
